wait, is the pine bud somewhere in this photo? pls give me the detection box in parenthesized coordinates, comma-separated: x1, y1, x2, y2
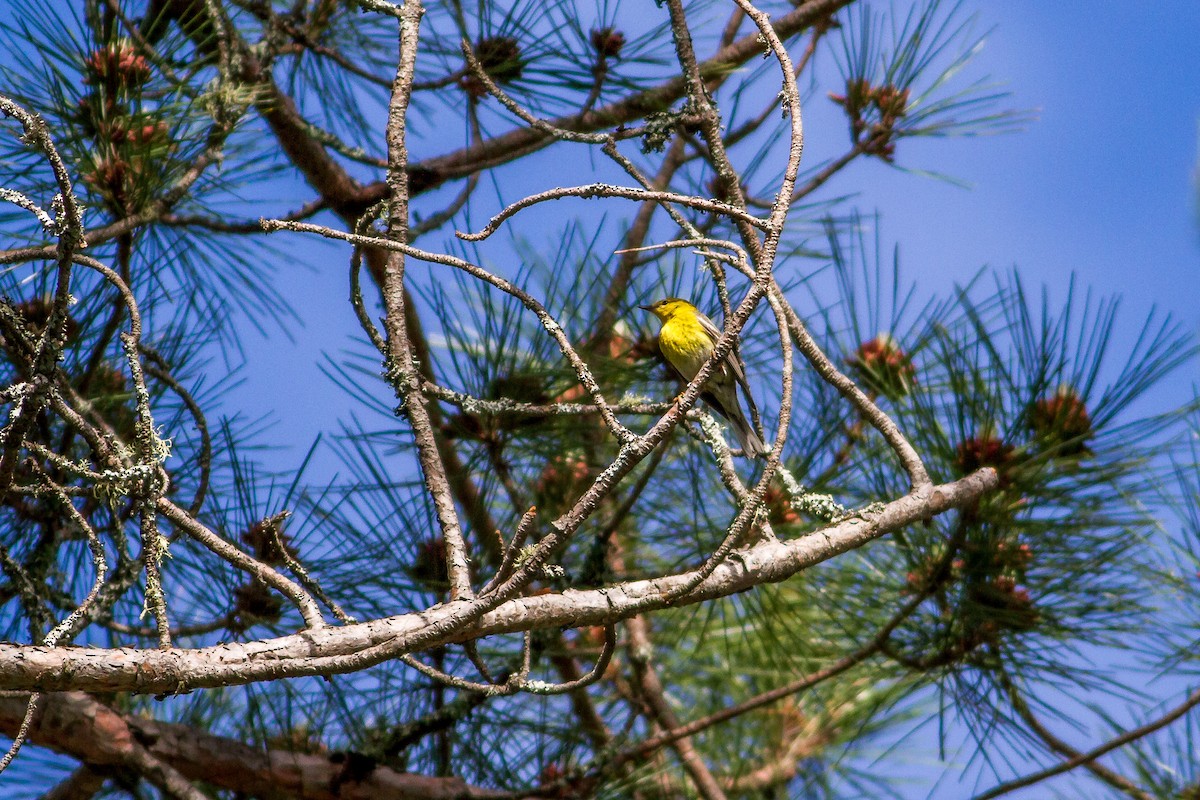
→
(242, 514, 298, 566)
(231, 580, 283, 630)
(83, 42, 151, 90)
(462, 36, 525, 98)
(589, 27, 625, 58)
(955, 434, 1017, 485)
(848, 333, 915, 399)
(1027, 385, 1093, 456)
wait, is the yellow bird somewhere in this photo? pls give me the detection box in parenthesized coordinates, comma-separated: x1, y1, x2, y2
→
(640, 298, 767, 458)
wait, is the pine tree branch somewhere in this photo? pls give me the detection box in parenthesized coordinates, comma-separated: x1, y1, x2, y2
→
(0, 694, 208, 799)
(994, 667, 1151, 800)
(0, 469, 997, 694)
(377, 0, 474, 602)
(547, 638, 613, 748)
(0, 0, 851, 258)
(455, 184, 770, 241)
(0, 692, 511, 800)
(38, 764, 109, 800)
(718, 718, 835, 794)
(397, 0, 855, 196)
(186, 0, 507, 569)
(600, 521, 967, 778)
(591, 136, 689, 341)
(158, 498, 327, 629)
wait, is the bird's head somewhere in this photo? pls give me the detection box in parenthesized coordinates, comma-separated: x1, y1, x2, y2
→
(638, 297, 695, 322)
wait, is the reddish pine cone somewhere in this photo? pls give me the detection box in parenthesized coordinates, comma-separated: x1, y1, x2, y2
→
(968, 576, 1038, 631)
(1028, 385, 1093, 455)
(590, 27, 625, 58)
(408, 537, 449, 590)
(242, 513, 298, 566)
(829, 79, 908, 159)
(872, 84, 910, 124)
(848, 333, 915, 399)
(763, 484, 800, 526)
(13, 297, 80, 341)
(231, 580, 283, 629)
(83, 42, 151, 89)
(955, 434, 1017, 484)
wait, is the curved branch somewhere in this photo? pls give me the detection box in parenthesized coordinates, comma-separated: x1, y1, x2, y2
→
(157, 499, 327, 629)
(397, 0, 855, 195)
(456, 183, 770, 242)
(263, 220, 635, 443)
(995, 667, 1150, 800)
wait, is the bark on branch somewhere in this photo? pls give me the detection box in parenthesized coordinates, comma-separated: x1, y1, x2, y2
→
(0, 692, 508, 800)
(0, 469, 996, 694)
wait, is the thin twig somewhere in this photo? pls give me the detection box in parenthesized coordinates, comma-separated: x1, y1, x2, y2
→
(157, 499, 326, 629)
(456, 183, 770, 242)
(602, 522, 967, 775)
(139, 349, 212, 516)
(265, 220, 636, 443)
(625, 614, 728, 800)
(994, 666, 1151, 800)
(973, 688, 1200, 800)
(479, 505, 537, 597)
(0, 693, 37, 775)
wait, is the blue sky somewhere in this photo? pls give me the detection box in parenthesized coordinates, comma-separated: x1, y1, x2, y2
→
(860, 2, 1200, 328)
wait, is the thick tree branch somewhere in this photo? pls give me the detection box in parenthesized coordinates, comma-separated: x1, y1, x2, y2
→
(0, 469, 996, 694)
(0, 692, 508, 800)
(0, 693, 207, 799)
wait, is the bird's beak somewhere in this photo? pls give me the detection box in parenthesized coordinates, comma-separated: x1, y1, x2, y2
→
(638, 304, 653, 312)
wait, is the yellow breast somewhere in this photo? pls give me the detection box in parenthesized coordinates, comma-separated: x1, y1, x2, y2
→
(659, 316, 713, 380)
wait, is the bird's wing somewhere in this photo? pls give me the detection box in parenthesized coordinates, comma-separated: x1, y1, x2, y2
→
(698, 308, 749, 380)
(696, 311, 727, 364)
(698, 308, 760, 421)
(696, 310, 722, 342)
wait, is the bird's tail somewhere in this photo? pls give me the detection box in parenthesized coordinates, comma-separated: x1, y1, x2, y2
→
(728, 413, 767, 459)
